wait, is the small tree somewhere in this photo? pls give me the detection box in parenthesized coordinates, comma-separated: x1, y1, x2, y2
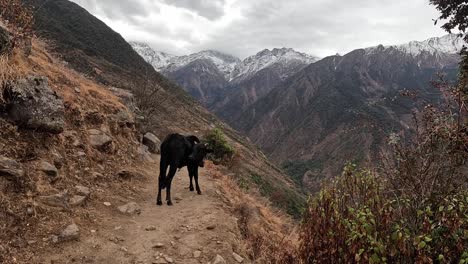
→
(204, 128, 235, 164)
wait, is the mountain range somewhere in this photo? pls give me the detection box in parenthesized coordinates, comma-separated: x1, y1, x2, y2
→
(132, 34, 464, 191)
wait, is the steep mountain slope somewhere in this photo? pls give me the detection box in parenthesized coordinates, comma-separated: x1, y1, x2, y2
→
(236, 35, 462, 190)
(130, 42, 176, 72)
(22, 0, 304, 226)
(167, 59, 228, 105)
(211, 48, 318, 123)
(231, 48, 319, 83)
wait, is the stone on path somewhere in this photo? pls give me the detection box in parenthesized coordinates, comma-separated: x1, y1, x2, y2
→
(117, 202, 141, 215)
(193, 250, 202, 258)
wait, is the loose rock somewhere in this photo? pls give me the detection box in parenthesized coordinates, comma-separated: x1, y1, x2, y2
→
(153, 243, 164, 249)
(75, 185, 91, 197)
(117, 202, 141, 215)
(193, 250, 202, 258)
(163, 256, 174, 263)
(58, 223, 80, 242)
(145, 225, 157, 231)
(88, 129, 113, 151)
(0, 156, 24, 179)
(137, 145, 153, 162)
(143, 132, 161, 154)
(232, 253, 244, 263)
(40, 161, 58, 177)
(103, 202, 112, 207)
(69, 195, 87, 206)
(39, 191, 69, 209)
(212, 255, 226, 264)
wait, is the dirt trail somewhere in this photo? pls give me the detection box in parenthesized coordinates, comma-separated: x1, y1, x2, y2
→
(42, 156, 247, 264)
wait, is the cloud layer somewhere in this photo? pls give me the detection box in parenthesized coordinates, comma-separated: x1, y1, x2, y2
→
(71, 0, 447, 58)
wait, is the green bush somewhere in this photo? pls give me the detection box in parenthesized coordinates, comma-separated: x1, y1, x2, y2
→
(292, 164, 468, 263)
(204, 128, 235, 163)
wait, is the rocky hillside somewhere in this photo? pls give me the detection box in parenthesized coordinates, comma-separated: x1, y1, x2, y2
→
(235, 35, 462, 191)
(0, 1, 304, 262)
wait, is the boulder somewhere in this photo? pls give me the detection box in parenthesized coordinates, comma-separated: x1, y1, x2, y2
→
(88, 129, 113, 151)
(137, 145, 153, 162)
(0, 156, 24, 179)
(3, 77, 65, 133)
(0, 25, 11, 55)
(117, 202, 141, 215)
(39, 161, 58, 177)
(143, 132, 160, 154)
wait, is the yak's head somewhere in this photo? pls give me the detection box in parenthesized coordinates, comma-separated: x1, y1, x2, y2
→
(189, 143, 213, 167)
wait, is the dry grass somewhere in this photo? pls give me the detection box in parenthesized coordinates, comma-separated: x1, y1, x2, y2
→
(0, 35, 145, 263)
(207, 162, 299, 263)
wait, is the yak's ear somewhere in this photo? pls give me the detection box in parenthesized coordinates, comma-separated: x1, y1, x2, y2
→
(186, 135, 201, 145)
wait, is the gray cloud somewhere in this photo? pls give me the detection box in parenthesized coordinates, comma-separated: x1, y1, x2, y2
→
(70, 0, 448, 58)
(161, 0, 226, 20)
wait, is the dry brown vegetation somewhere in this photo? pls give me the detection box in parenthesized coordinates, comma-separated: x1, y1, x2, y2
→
(0, 33, 149, 263)
(207, 162, 299, 263)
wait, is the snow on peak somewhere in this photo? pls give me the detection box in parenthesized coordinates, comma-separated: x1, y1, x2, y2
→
(365, 34, 465, 56)
(232, 48, 319, 82)
(130, 42, 176, 71)
(130, 42, 319, 81)
(165, 50, 241, 80)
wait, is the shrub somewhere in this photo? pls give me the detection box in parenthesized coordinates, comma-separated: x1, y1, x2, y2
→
(293, 164, 468, 264)
(204, 128, 235, 164)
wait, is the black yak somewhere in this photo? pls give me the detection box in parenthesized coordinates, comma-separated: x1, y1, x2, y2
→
(157, 133, 212, 206)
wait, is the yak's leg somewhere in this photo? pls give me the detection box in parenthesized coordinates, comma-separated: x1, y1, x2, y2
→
(188, 166, 195, 192)
(157, 158, 169, 206)
(165, 165, 177, 206)
(194, 168, 202, 195)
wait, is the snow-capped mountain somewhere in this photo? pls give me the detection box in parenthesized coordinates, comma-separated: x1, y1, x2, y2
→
(365, 34, 465, 56)
(129, 42, 240, 80)
(165, 50, 241, 80)
(130, 42, 318, 82)
(130, 42, 176, 71)
(231, 48, 319, 82)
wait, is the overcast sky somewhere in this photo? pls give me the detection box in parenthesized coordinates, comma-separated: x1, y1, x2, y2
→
(71, 0, 447, 58)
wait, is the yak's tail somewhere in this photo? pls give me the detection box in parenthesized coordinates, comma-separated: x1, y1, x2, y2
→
(159, 155, 168, 189)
